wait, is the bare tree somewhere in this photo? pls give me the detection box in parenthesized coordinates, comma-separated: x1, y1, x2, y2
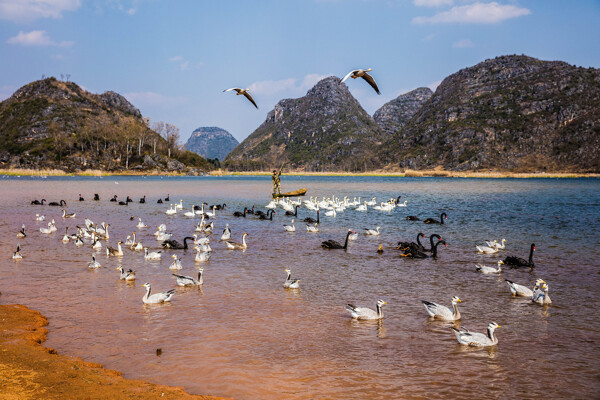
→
(164, 123, 180, 158)
(152, 121, 165, 154)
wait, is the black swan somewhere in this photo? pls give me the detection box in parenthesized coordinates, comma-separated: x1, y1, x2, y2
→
(48, 200, 66, 206)
(118, 199, 128, 205)
(245, 206, 256, 215)
(303, 210, 319, 223)
(406, 215, 420, 221)
(503, 243, 535, 268)
(211, 203, 227, 210)
(31, 198, 46, 205)
(233, 207, 247, 217)
(126, 196, 133, 203)
(390, 195, 402, 204)
(401, 239, 446, 258)
(396, 232, 426, 252)
(259, 209, 275, 220)
(422, 234, 442, 252)
(93, 194, 100, 201)
(139, 195, 146, 203)
(164, 194, 170, 201)
(110, 195, 118, 202)
(424, 213, 447, 224)
(78, 194, 85, 201)
(285, 205, 299, 216)
(162, 236, 195, 250)
(321, 230, 354, 250)
(157, 198, 163, 204)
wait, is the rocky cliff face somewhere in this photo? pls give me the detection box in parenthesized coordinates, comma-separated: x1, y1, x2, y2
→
(225, 76, 386, 171)
(184, 127, 239, 161)
(382, 55, 600, 172)
(373, 87, 432, 134)
(0, 78, 211, 173)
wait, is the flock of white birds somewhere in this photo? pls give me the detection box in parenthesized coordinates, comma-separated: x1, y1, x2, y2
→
(13, 192, 551, 347)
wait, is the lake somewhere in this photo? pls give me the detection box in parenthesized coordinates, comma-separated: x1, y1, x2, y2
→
(1, 175, 599, 399)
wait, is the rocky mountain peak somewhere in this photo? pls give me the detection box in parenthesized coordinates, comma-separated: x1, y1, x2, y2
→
(373, 87, 433, 134)
(184, 126, 239, 161)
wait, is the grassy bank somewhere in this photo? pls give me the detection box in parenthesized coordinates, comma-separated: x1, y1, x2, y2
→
(2, 167, 598, 178)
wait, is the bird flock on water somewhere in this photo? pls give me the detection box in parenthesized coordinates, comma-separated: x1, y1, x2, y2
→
(15, 191, 549, 347)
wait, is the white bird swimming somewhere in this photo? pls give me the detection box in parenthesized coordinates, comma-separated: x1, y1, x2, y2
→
(223, 87, 259, 109)
(476, 260, 504, 274)
(35, 214, 45, 221)
(106, 241, 124, 257)
(356, 202, 367, 212)
(17, 224, 26, 238)
(142, 283, 175, 304)
(325, 209, 336, 217)
(348, 231, 359, 241)
(61, 227, 70, 243)
(283, 219, 296, 232)
(184, 207, 196, 218)
(74, 236, 84, 247)
(12, 243, 23, 259)
(169, 254, 183, 270)
(452, 322, 500, 347)
(283, 269, 300, 289)
(345, 300, 387, 320)
(220, 224, 231, 240)
(87, 254, 101, 269)
(165, 204, 177, 215)
(306, 223, 319, 233)
(195, 251, 212, 262)
(116, 266, 136, 281)
(133, 241, 144, 251)
(176, 199, 184, 210)
(136, 218, 148, 228)
(505, 278, 545, 297)
(422, 296, 462, 321)
(226, 232, 248, 250)
(364, 226, 381, 236)
(486, 238, 507, 250)
(340, 68, 381, 95)
(62, 209, 76, 218)
(173, 268, 204, 286)
(154, 224, 167, 236)
(532, 283, 552, 305)
(476, 241, 499, 254)
(40, 222, 54, 234)
(144, 248, 162, 260)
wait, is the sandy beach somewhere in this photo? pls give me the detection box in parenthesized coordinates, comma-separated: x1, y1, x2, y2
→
(0, 303, 225, 400)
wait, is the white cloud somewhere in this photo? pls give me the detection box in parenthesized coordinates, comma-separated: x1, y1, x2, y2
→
(452, 38, 474, 48)
(169, 56, 184, 62)
(0, 0, 80, 22)
(6, 30, 74, 47)
(249, 73, 329, 97)
(412, 2, 530, 24)
(413, 0, 453, 7)
(127, 7, 136, 15)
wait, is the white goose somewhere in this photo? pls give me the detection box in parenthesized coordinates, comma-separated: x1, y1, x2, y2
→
(476, 241, 499, 254)
(195, 251, 212, 262)
(40, 222, 54, 234)
(173, 268, 203, 286)
(169, 255, 183, 270)
(116, 266, 136, 281)
(220, 224, 231, 240)
(345, 300, 386, 320)
(136, 218, 148, 228)
(283, 219, 296, 232)
(306, 223, 319, 233)
(142, 283, 175, 304)
(422, 296, 462, 321)
(12, 243, 23, 259)
(226, 232, 248, 250)
(62, 209, 76, 218)
(87, 254, 101, 269)
(364, 226, 381, 236)
(505, 278, 545, 297)
(532, 283, 552, 305)
(283, 269, 300, 289)
(476, 260, 504, 274)
(144, 248, 162, 260)
(61, 227, 70, 243)
(452, 322, 500, 347)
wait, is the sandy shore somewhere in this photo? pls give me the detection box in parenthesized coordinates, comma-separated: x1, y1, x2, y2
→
(0, 303, 226, 400)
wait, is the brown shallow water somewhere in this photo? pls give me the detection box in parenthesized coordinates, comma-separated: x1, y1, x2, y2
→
(1, 176, 599, 399)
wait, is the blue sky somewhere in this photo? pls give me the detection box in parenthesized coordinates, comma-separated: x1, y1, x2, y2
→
(1, 0, 599, 143)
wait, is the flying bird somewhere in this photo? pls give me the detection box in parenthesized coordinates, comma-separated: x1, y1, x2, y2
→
(223, 88, 259, 109)
(340, 68, 380, 95)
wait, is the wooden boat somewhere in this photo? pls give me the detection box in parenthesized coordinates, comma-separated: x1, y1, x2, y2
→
(273, 188, 307, 198)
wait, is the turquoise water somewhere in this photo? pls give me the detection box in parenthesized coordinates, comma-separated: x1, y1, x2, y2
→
(1, 176, 599, 399)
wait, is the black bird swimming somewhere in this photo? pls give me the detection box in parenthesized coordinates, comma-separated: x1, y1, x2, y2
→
(258, 209, 275, 220)
(93, 194, 100, 201)
(31, 198, 46, 205)
(139, 195, 146, 203)
(233, 207, 247, 217)
(303, 210, 320, 224)
(78, 194, 85, 201)
(285, 205, 299, 217)
(161, 236, 195, 250)
(424, 213, 447, 224)
(48, 200, 66, 206)
(401, 239, 446, 258)
(503, 243, 535, 268)
(397, 232, 426, 252)
(406, 215, 420, 221)
(322, 230, 354, 250)
(110, 195, 118, 202)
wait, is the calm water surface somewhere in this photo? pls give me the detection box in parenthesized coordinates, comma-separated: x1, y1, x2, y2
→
(1, 176, 599, 399)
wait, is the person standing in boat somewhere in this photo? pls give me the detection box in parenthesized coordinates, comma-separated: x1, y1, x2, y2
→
(272, 169, 282, 196)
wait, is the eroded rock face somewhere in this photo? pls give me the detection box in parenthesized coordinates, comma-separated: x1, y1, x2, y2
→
(225, 76, 386, 171)
(381, 55, 600, 172)
(184, 127, 239, 161)
(373, 87, 433, 134)
(99, 91, 141, 117)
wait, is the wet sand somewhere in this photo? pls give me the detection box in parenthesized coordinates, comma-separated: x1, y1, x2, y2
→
(0, 303, 225, 400)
